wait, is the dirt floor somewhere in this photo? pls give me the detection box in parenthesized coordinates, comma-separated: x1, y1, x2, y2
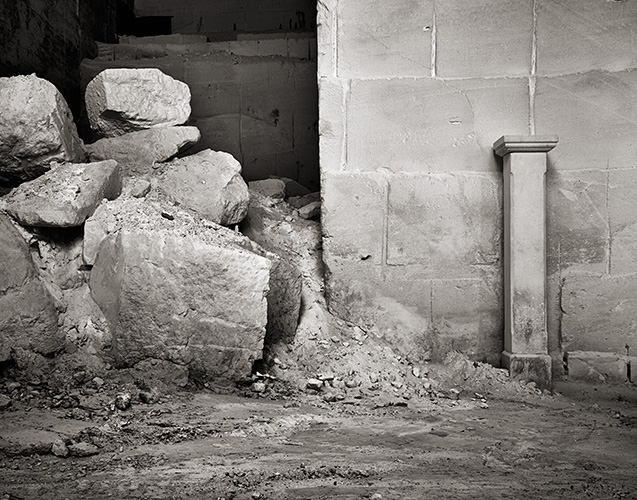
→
(1, 377, 636, 500)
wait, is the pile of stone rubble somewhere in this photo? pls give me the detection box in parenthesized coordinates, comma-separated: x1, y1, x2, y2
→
(0, 69, 320, 388)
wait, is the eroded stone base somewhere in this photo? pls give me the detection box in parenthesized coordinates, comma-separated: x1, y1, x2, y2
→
(502, 351, 552, 390)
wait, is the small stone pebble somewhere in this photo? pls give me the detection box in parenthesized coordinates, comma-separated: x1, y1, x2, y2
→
(114, 392, 132, 410)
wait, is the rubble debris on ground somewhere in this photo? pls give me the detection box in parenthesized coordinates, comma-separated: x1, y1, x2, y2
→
(0, 68, 555, 452)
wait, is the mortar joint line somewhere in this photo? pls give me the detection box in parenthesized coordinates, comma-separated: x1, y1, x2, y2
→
(431, 8, 437, 78)
(529, 0, 538, 135)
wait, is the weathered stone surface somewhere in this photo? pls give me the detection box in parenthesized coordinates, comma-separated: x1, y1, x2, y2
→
(0, 213, 62, 361)
(386, 172, 502, 277)
(298, 201, 321, 220)
(536, 70, 637, 172)
(278, 177, 311, 198)
(68, 442, 99, 457)
(89, 198, 271, 380)
(561, 271, 637, 353)
(248, 179, 286, 199)
(0, 75, 85, 186)
(347, 77, 529, 173)
(0, 160, 121, 228)
(338, 0, 433, 78)
(288, 192, 320, 210)
(567, 351, 631, 384)
(86, 126, 200, 175)
(323, 171, 387, 265)
(240, 191, 305, 346)
(536, 0, 637, 76)
(436, 0, 533, 78)
(546, 169, 608, 275)
(159, 149, 250, 226)
(318, 77, 345, 173)
(608, 168, 637, 274)
(85, 68, 191, 137)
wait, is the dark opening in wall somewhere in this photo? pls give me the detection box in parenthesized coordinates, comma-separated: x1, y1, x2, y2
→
(116, 1, 172, 37)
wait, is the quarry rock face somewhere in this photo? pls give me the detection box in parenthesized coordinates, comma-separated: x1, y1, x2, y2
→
(0, 213, 63, 362)
(159, 149, 250, 226)
(0, 75, 85, 186)
(86, 126, 200, 176)
(85, 68, 191, 137)
(0, 160, 121, 227)
(88, 198, 271, 380)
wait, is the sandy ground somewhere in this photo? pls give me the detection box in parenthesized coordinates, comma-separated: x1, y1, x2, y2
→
(1, 379, 636, 500)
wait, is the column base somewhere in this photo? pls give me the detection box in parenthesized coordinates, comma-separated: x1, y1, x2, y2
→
(502, 351, 552, 390)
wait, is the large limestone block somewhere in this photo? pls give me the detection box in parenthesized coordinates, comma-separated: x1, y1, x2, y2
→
(561, 271, 637, 353)
(0, 160, 121, 228)
(338, 0, 433, 78)
(85, 68, 191, 137)
(0, 213, 62, 361)
(159, 149, 249, 226)
(0, 75, 85, 186)
(88, 198, 271, 379)
(86, 126, 200, 176)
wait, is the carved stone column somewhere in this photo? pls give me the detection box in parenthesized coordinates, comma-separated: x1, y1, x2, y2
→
(494, 135, 558, 389)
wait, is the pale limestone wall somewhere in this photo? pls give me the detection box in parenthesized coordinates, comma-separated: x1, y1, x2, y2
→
(319, 0, 637, 369)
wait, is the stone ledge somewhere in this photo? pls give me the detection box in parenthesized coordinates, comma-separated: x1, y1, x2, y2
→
(494, 135, 559, 157)
(566, 350, 634, 384)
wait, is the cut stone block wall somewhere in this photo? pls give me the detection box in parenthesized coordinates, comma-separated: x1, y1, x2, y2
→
(319, 0, 637, 373)
(82, 39, 319, 190)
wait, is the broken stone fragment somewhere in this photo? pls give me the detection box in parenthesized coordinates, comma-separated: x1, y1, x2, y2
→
(85, 126, 200, 176)
(0, 213, 63, 361)
(249, 179, 286, 199)
(159, 149, 250, 226)
(85, 68, 191, 137)
(67, 442, 99, 457)
(275, 177, 312, 198)
(298, 201, 321, 220)
(0, 74, 85, 186)
(0, 160, 121, 227)
(287, 191, 320, 209)
(88, 197, 271, 381)
(51, 438, 69, 457)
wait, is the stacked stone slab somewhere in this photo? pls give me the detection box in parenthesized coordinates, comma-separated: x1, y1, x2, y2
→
(0, 75, 86, 187)
(0, 160, 121, 227)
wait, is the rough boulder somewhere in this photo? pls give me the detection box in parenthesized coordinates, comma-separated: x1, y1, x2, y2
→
(86, 126, 200, 176)
(0, 213, 63, 362)
(85, 68, 191, 137)
(87, 197, 272, 381)
(0, 160, 121, 227)
(158, 149, 250, 226)
(0, 75, 85, 187)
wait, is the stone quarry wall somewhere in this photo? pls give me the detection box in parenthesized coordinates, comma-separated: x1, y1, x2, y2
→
(0, 0, 117, 115)
(82, 35, 319, 190)
(134, 0, 316, 38)
(318, 0, 637, 378)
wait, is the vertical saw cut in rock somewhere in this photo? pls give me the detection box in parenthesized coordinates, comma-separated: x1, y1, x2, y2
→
(0, 213, 63, 362)
(158, 149, 250, 226)
(0, 75, 85, 187)
(85, 68, 191, 137)
(88, 198, 271, 382)
(0, 160, 121, 228)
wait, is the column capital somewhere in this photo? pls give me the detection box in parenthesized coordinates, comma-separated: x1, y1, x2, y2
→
(493, 135, 559, 157)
